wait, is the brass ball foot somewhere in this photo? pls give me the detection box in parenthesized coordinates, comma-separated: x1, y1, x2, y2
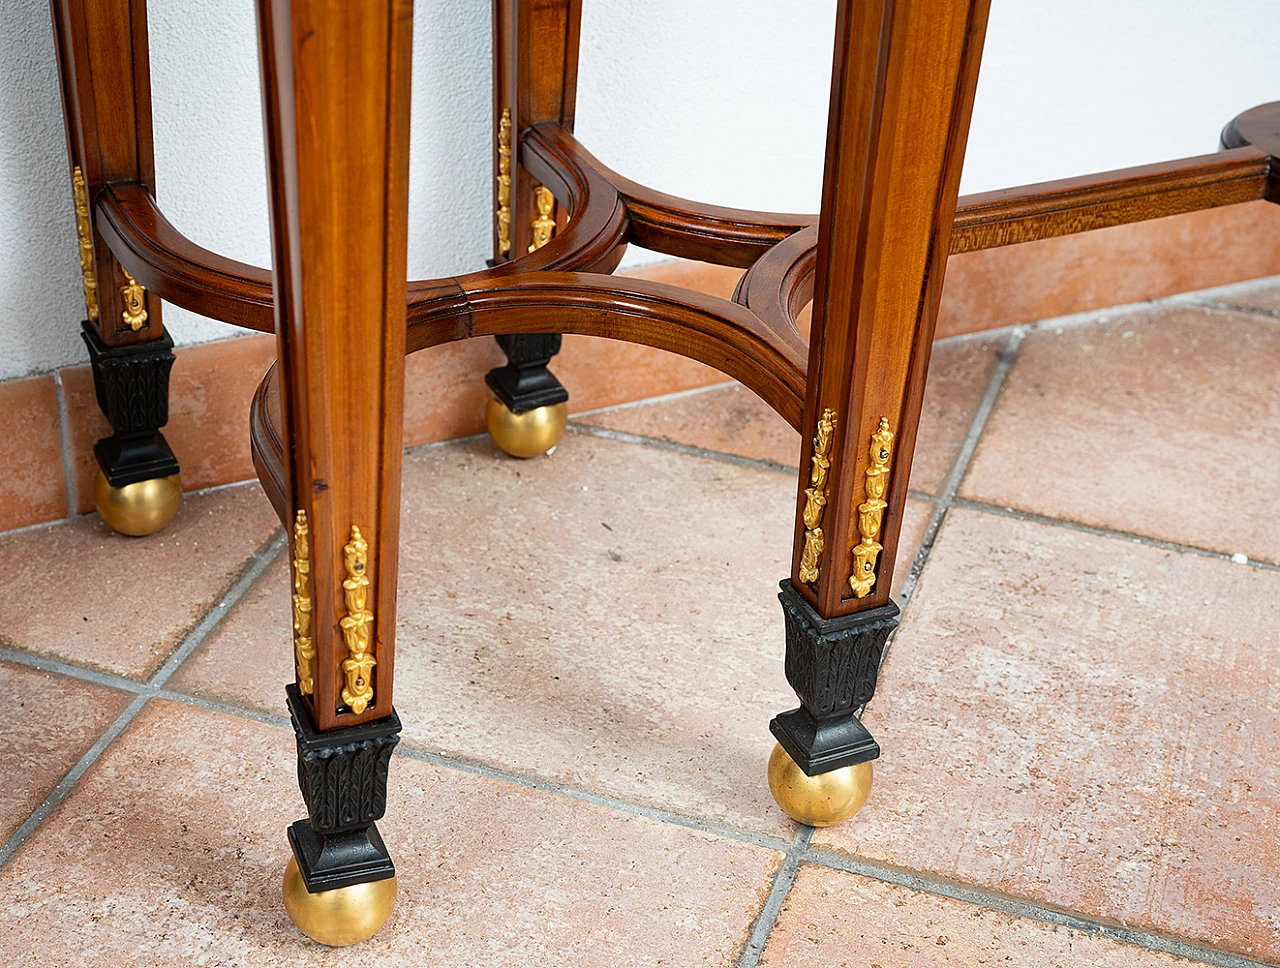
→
(93, 470, 182, 536)
(485, 397, 567, 458)
(282, 856, 397, 946)
(767, 742, 873, 827)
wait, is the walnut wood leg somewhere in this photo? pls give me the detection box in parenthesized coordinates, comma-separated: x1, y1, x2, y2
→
(257, 0, 412, 945)
(51, 0, 181, 534)
(484, 0, 581, 457)
(768, 0, 991, 827)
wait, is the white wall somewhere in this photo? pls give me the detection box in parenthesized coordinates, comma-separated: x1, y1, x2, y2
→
(1, 0, 1277, 382)
(145, 0, 495, 348)
(1, 0, 86, 383)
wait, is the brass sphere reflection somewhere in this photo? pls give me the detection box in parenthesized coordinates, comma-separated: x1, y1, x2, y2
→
(93, 471, 182, 536)
(485, 397, 568, 458)
(767, 742, 873, 827)
(282, 856, 397, 946)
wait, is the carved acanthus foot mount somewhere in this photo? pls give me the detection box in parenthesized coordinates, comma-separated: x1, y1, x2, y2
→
(82, 322, 182, 535)
(82, 322, 180, 487)
(285, 684, 401, 895)
(769, 580, 898, 775)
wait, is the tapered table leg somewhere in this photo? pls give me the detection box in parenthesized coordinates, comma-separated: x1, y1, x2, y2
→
(50, 0, 182, 535)
(769, 0, 992, 827)
(484, 0, 582, 457)
(256, 0, 413, 945)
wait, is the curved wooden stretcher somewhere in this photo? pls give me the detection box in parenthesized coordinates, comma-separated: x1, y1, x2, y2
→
(51, 0, 1280, 945)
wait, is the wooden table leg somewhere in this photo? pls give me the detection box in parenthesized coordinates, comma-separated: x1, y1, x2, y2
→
(768, 0, 991, 827)
(256, 0, 412, 945)
(50, 0, 182, 535)
(484, 0, 581, 458)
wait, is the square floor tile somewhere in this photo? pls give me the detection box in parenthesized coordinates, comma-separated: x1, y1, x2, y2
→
(0, 483, 280, 679)
(172, 435, 929, 838)
(0, 662, 130, 843)
(909, 332, 1007, 495)
(577, 331, 1004, 497)
(0, 699, 780, 967)
(760, 865, 1190, 968)
(814, 507, 1280, 962)
(576, 383, 798, 467)
(962, 304, 1280, 563)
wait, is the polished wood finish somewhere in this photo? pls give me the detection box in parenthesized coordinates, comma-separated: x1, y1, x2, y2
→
(88, 133, 1276, 368)
(484, 0, 585, 414)
(1221, 100, 1280, 201)
(792, 0, 990, 616)
(595, 142, 813, 268)
(49, 0, 163, 347)
(56, 0, 1280, 684)
(494, 0, 582, 263)
(256, 0, 413, 730)
(96, 183, 273, 333)
(734, 226, 818, 337)
(49, 0, 1280, 921)
(951, 146, 1270, 252)
(50, 0, 182, 506)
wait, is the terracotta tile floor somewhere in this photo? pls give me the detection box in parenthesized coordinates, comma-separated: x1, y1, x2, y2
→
(2, 277, 1278, 966)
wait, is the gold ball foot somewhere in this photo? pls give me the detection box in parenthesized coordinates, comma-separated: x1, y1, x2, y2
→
(282, 856, 397, 947)
(485, 397, 567, 458)
(93, 470, 182, 536)
(767, 742, 873, 827)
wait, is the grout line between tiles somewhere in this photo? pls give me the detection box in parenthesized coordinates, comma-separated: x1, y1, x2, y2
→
(0, 475, 268, 541)
(0, 512, 94, 541)
(147, 529, 286, 688)
(389, 742, 795, 854)
(0, 526, 797, 861)
(0, 529, 284, 702)
(4, 278, 1273, 548)
(173, 476, 271, 498)
(155, 689, 293, 728)
(736, 826, 814, 968)
(0, 529, 285, 870)
(4, 281, 1277, 954)
(850, 325, 1027, 721)
(51, 370, 78, 515)
(3, 656, 1272, 968)
(0, 693, 150, 868)
(892, 324, 1028, 616)
(107, 682, 800, 855)
(567, 421, 948, 509)
(906, 489, 939, 503)
(403, 429, 488, 457)
(952, 499, 1280, 574)
(566, 422, 798, 475)
(801, 850, 1277, 968)
(568, 406, 1278, 583)
(0, 646, 146, 694)
(1012, 291, 1189, 335)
